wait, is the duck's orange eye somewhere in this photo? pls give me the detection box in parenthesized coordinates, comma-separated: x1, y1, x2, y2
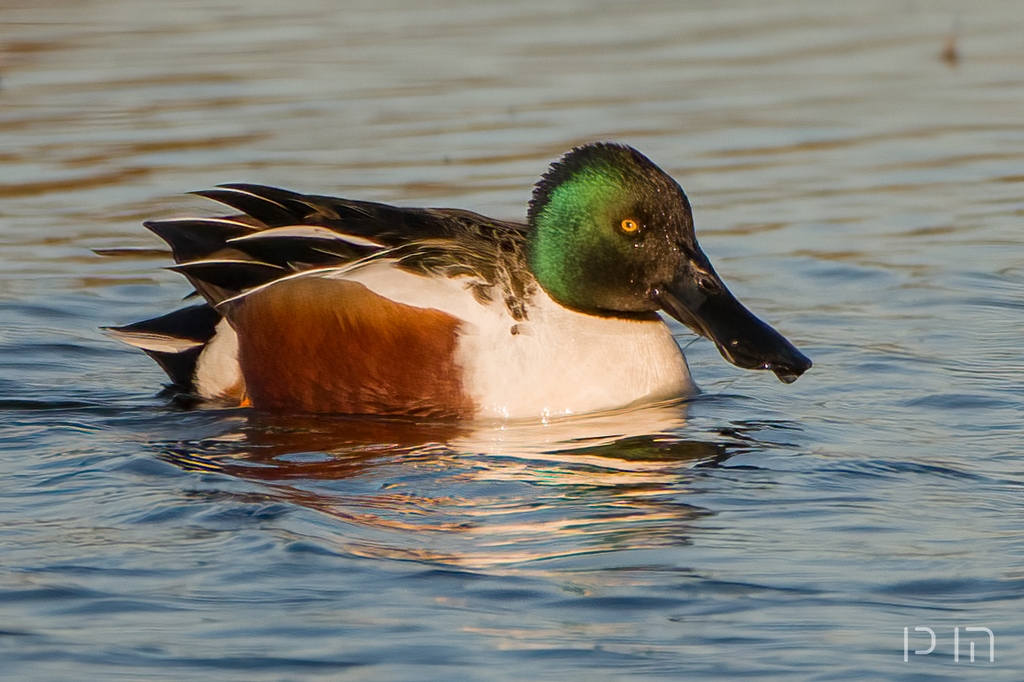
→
(620, 218, 640, 234)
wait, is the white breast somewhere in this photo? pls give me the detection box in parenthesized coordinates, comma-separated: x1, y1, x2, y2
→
(342, 262, 696, 420)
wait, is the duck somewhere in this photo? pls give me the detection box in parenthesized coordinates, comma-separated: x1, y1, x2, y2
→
(109, 142, 811, 420)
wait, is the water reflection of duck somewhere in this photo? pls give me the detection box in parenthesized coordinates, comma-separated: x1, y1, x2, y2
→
(111, 143, 810, 420)
(159, 402, 736, 568)
(163, 400, 724, 481)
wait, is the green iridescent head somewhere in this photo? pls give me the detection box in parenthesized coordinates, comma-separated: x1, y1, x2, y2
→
(526, 142, 812, 383)
(527, 142, 697, 316)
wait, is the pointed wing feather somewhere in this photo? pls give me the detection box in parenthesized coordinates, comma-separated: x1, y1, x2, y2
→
(225, 226, 384, 267)
(145, 218, 255, 264)
(168, 259, 286, 304)
(191, 187, 298, 226)
(229, 225, 383, 248)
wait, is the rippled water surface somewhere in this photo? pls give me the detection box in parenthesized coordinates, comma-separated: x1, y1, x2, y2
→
(3, 1, 1024, 679)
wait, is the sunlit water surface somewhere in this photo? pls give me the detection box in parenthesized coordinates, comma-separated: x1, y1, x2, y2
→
(2, 1, 1023, 679)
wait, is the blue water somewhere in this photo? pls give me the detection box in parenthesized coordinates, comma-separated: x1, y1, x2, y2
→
(2, 1, 1023, 679)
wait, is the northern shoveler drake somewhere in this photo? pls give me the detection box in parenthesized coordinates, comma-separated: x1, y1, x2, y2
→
(109, 142, 811, 420)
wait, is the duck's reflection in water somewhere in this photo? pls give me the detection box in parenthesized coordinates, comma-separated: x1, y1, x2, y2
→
(160, 400, 747, 569)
